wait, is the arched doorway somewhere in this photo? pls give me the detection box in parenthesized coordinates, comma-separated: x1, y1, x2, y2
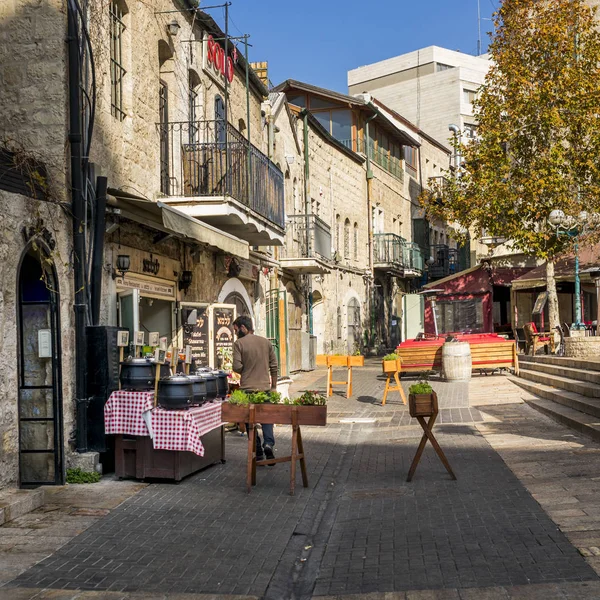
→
(17, 248, 64, 486)
(223, 291, 251, 318)
(347, 297, 361, 355)
(311, 290, 325, 354)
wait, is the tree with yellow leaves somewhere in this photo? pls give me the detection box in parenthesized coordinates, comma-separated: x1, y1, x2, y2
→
(423, 0, 600, 330)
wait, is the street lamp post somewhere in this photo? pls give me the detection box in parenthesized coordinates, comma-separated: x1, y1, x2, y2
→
(547, 209, 593, 331)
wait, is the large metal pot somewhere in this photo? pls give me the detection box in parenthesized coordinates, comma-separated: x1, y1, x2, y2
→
(195, 370, 218, 401)
(187, 374, 208, 405)
(211, 370, 229, 398)
(157, 374, 194, 410)
(119, 357, 169, 391)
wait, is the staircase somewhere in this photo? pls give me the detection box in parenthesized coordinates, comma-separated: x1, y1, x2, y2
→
(511, 355, 600, 442)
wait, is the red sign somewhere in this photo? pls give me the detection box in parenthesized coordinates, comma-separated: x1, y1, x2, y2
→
(207, 35, 234, 83)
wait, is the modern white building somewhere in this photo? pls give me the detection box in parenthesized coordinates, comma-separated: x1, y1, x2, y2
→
(348, 46, 491, 152)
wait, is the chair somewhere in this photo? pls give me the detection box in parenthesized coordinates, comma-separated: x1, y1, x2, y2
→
(563, 322, 571, 337)
(512, 327, 527, 354)
(523, 322, 555, 355)
(554, 325, 565, 356)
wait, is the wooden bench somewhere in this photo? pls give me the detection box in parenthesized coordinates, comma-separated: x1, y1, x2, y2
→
(396, 344, 443, 374)
(397, 340, 519, 376)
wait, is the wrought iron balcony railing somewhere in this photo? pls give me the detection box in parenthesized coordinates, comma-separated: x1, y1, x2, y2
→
(158, 120, 285, 229)
(281, 214, 332, 261)
(429, 244, 461, 280)
(374, 233, 424, 273)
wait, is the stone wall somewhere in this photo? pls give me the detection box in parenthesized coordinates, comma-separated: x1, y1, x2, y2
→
(564, 337, 600, 358)
(0, 190, 75, 488)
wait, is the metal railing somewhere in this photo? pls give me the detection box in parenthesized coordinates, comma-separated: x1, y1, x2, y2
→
(281, 214, 331, 261)
(357, 138, 404, 180)
(158, 120, 284, 229)
(429, 244, 461, 279)
(374, 233, 424, 273)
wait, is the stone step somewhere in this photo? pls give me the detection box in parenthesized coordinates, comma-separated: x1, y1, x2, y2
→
(520, 395, 600, 444)
(518, 368, 600, 398)
(0, 487, 45, 526)
(511, 376, 600, 420)
(516, 359, 600, 385)
(519, 354, 600, 373)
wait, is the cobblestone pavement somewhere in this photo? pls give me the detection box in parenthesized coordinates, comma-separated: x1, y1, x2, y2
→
(3, 361, 600, 600)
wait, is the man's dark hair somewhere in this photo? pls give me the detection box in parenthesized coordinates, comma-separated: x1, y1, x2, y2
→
(233, 315, 253, 332)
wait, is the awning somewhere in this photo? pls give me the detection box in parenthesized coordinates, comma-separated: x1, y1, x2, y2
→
(107, 191, 249, 259)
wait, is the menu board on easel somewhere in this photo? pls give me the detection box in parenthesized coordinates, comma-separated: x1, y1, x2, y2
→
(181, 304, 210, 368)
(209, 304, 236, 370)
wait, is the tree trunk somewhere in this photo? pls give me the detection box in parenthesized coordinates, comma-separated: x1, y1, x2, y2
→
(546, 259, 560, 331)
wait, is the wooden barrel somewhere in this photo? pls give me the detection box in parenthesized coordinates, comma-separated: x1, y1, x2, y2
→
(442, 342, 472, 381)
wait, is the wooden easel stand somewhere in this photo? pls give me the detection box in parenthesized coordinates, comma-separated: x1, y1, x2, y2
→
(382, 371, 407, 406)
(326, 365, 353, 398)
(246, 404, 308, 495)
(407, 411, 457, 482)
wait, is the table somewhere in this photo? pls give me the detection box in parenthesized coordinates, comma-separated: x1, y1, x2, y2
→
(105, 391, 225, 481)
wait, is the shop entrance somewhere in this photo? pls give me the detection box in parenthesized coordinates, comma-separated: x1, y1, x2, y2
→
(17, 248, 64, 486)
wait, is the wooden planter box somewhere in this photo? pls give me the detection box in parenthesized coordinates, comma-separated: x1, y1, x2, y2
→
(408, 391, 438, 417)
(382, 358, 401, 373)
(316, 355, 365, 368)
(348, 355, 365, 367)
(221, 402, 327, 426)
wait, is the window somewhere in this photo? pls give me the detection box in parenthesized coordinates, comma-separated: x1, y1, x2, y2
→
(344, 219, 350, 258)
(335, 214, 341, 256)
(337, 306, 342, 339)
(189, 71, 200, 144)
(288, 94, 306, 107)
(215, 95, 226, 145)
(463, 88, 478, 104)
(110, 1, 127, 120)
(404, 145, 417, 174)
(438, 299, 484, 334)
(159, 81, 169, 195)
(436, 63, 454, 72)
(353, 223, 358, 261)
(464, 123, 478, 140)
(312, 109, 353, 149)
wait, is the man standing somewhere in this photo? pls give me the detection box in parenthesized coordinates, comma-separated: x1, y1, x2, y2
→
(232, 315, 278, 463)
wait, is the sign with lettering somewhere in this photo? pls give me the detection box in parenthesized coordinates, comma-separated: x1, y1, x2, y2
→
(182, 304, 210, 368)
(205, 34, 235, 84)
(115, 275, 175, 299)
(211, 304, 236, 370)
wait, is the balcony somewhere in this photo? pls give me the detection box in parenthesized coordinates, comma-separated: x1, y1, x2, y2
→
(279, 214, 332, 274)
(374, 233, 424, 278)
(428, 244, 461, 280)
(158, 120, 285, 246)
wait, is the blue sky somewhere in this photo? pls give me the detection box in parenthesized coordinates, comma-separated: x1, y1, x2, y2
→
(210, 0, 497, 93)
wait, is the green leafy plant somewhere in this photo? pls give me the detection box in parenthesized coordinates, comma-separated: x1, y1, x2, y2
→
(66, 468, 101, 484)
(383, 353, 398, 361)
(409, 382, 433, 395)
(293, 390, 327, 406)
(229, 389, 250, 405)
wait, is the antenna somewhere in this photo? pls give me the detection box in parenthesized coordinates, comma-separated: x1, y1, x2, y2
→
(477, 0, 482, 56)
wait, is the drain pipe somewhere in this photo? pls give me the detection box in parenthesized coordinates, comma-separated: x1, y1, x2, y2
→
(365, 112, 377, 348)
(68, 0, 89, 452)
(302, 110, 313, 335)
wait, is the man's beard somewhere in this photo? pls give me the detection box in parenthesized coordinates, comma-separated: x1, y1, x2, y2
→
(236, 330, 246, 338)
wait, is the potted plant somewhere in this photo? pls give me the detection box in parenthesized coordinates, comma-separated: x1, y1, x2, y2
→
(382, 352, 401, 373)
(221, 390, 327, 426)
(408, 381, 438, 418)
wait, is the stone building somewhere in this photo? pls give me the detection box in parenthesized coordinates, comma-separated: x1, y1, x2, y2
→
(0, 0, 287, 486)
(273, 80, 451, 352)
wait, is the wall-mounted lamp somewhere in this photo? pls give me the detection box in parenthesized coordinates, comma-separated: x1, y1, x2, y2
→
(167, 19, 181, 37)
(178, 270, 193, 292)
(112, 254, 130, 279)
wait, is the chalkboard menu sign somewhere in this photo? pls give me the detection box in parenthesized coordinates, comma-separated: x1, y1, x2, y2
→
(212, 305, 235, 370)
(182, 305, 209, 368)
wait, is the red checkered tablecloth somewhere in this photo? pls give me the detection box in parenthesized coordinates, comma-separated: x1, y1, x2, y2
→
(150, 402, 224, 456)
(104, 390, 154, 436)
(104, 391, 224, 457)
